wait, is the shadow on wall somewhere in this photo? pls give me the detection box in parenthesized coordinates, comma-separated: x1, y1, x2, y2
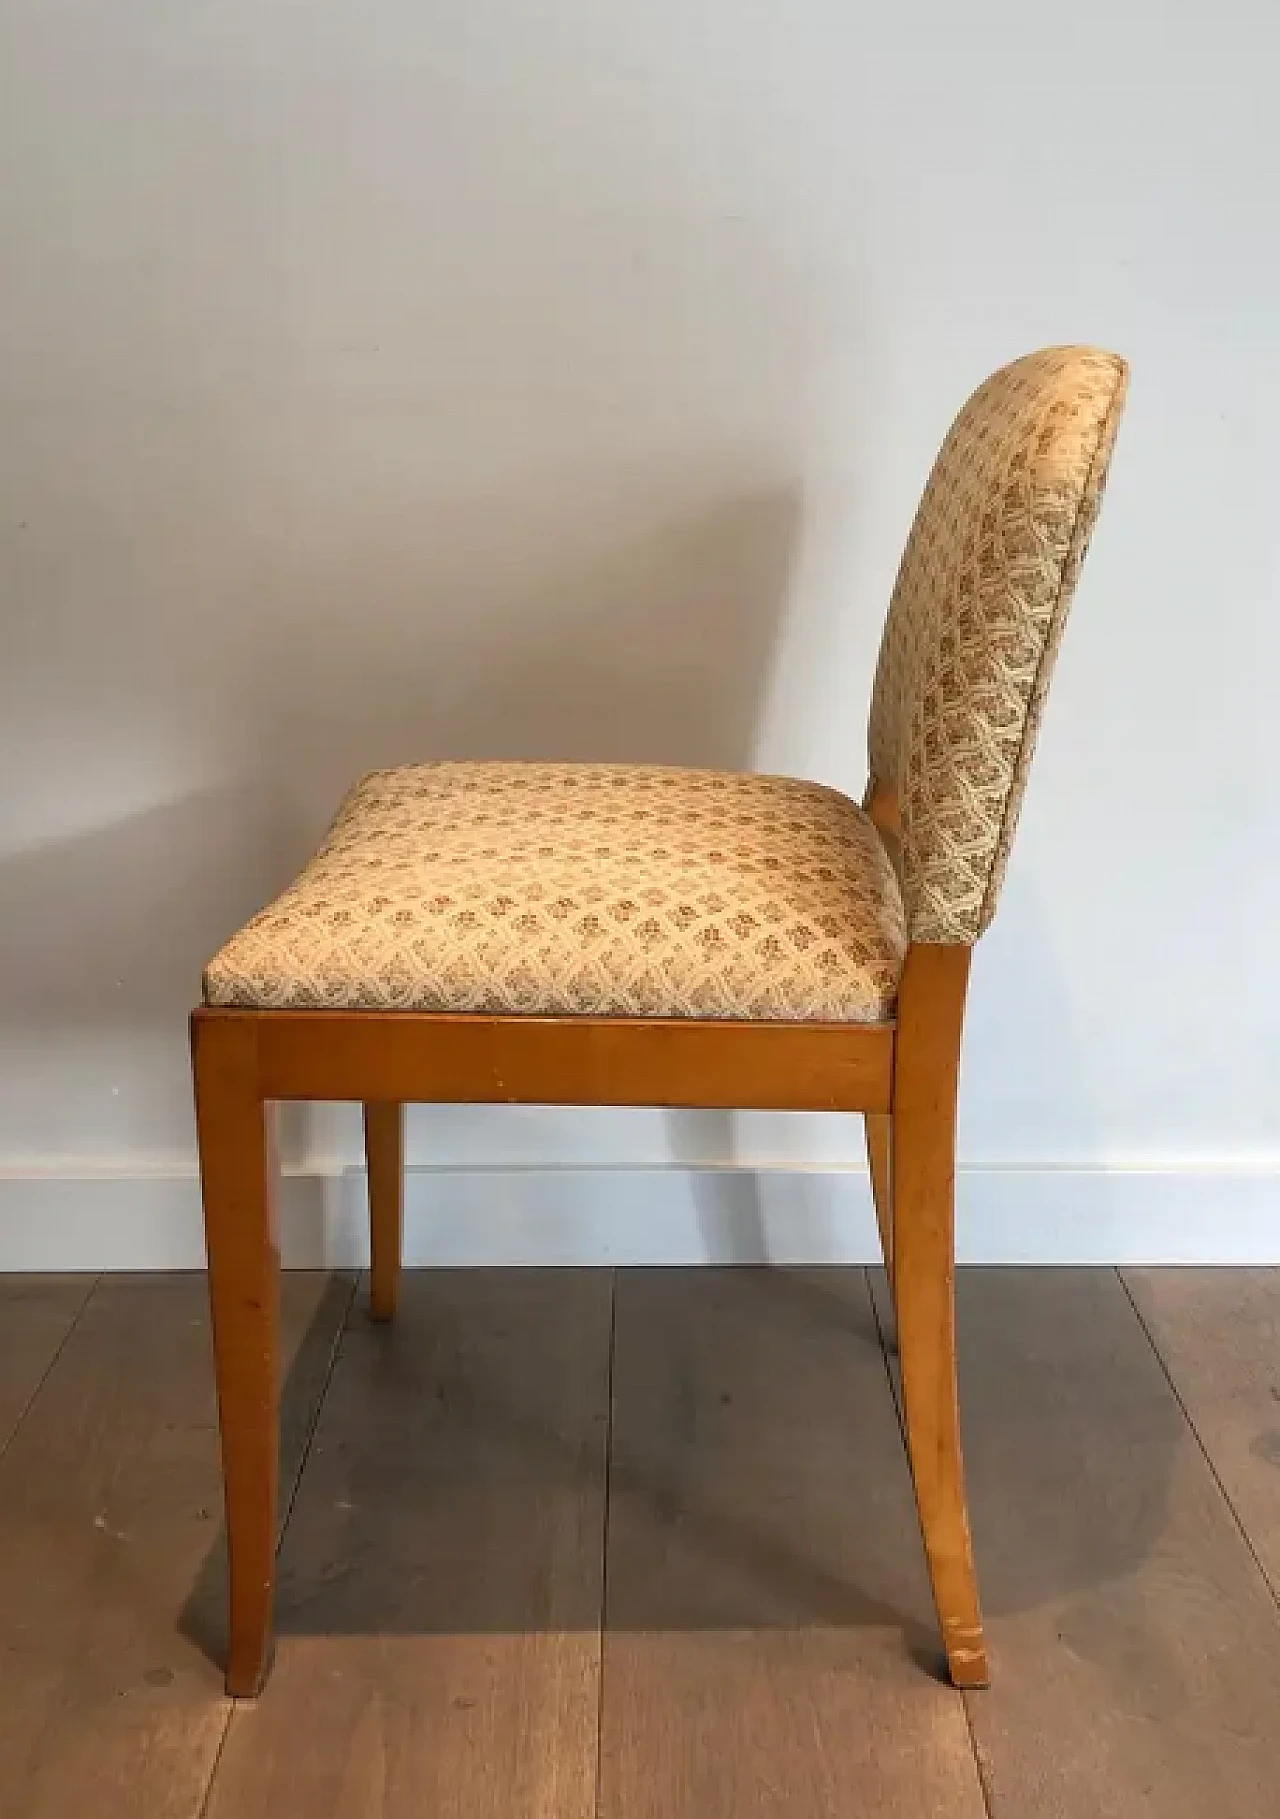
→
(0, 489, 800, 1045)
(4, 0, 850, 1159)
(258, 485, 805, 789)
(0, 786, 310, 1027)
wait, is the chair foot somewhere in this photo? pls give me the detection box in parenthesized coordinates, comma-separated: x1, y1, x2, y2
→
(943, 1625, 990, 1690)
(226, 1635, 276, 1700)
(952, 1637, 989, 1688)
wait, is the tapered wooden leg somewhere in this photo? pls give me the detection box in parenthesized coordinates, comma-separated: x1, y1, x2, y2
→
(865, 1111, 893, 1278)
(364, 1101, 404, 1322)
(891, 943, 988, 1690)
(191, 1013, 279, 1699)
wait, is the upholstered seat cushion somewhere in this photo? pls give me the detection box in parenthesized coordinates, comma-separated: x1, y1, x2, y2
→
(203, 762, 907, 1023)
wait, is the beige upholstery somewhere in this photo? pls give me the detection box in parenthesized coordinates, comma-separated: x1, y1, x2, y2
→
(204, 345, 1126, 1019)
(204, 763, 907, 1022)
(869, 346, 1127, 942)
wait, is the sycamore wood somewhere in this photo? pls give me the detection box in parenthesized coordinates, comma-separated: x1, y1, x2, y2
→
(246, 1010, 893, 1110)
(890, 940, 987, 1688)
(191, 1014, 280, 1698)
(190, 774, 986, 1694)
(865, 1112, 894, 1278)
(363, 1101, 404, 1322)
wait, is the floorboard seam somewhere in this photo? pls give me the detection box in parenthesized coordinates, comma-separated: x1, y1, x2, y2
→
(0, 1272, 100, 1465)
(279, 1272, 359, 1543)
(197, 1271, 358, 1819)
(867, 1267, 996, 1819)
(194, 1705, 236, 1819)
(593, 1268, 618, 1819)
(1118, 1267, 1280, 1620)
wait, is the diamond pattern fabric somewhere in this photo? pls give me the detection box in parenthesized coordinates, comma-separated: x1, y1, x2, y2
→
(204, 346, 1128, 1019)
(868, 346, 1127, 942)
(203, 763, 907, 1022)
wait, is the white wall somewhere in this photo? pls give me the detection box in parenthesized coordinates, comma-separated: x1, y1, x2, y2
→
(2, 0, 1278, 1263)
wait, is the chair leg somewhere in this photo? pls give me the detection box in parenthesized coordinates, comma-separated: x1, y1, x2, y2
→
(865, 1111, 893, 1278)
(191, 1015, 279, 1698)
(891, 943, 988, 1690)
(364, 1101, 404, 1322)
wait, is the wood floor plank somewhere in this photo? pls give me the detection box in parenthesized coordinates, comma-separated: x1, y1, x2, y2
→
(0, 1276, 95, 1453)
(872, 1267, 1280, 1819)
(599, 1267, 987, 1819)
(0, 1271, 354, 1819)
(203, 1269, 612, 1819)
(1124, 1269, 1280, 1597)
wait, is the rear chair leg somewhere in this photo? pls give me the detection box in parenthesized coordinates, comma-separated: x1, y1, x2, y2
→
(191, 1014, 280, 1698)
(891, 945, 989, 1690)
(865, 1111, 894, 1279)
(364, 1101, 404, 1321)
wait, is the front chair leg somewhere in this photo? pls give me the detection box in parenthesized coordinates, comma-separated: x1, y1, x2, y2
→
(363, 1101, 404, 1321)
(191, 1015, 280, 1698)
(891, 944, 988, 1690)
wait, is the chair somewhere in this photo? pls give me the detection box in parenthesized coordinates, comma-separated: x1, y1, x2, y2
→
(192, 345, 1128, 1696)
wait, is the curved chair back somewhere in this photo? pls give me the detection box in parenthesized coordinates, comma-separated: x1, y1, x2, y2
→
(868, 347, 1128, 942)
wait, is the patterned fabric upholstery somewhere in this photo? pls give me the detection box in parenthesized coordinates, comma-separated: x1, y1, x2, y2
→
(204, 764, 907, 1022)
(204, 346, 1127, 1019)
(868, 346, 1127, 942)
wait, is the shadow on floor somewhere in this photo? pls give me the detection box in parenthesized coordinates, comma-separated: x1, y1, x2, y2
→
(179, 1263, 1185, 1673)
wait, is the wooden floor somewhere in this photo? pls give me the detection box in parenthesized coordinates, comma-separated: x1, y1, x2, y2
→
(2, 1269, 1279, 1817)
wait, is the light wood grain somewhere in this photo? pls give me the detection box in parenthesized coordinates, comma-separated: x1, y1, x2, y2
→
(865, 1113, 893, 1275)
(873, 1267, 1280, 1818)
(363, 1100, 404, 1322)
(599, 1267, 987, 1819)
(204, 1269, 611, 1819)
(0, 1276, 95, 1454)
(205, 1006, 895, 1112)
(0, 1272, 353, 1819)
(891, 942, 986, 1687)
(192, 1011, 281, 1696)
(862, 774, 903, 888)
(1125, 1268, 1280, 1597)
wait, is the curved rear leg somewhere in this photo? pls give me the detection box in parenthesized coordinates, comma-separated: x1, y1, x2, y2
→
(892, 945, 988, 1689)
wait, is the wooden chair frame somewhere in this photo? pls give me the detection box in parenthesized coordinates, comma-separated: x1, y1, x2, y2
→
(191, 777, 987, 1698)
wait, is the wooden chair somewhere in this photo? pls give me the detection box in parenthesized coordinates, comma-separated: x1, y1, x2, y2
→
(192, 346, 1128, 1696)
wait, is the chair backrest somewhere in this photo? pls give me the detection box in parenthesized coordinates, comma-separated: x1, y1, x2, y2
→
(867, 346, 1128, 944)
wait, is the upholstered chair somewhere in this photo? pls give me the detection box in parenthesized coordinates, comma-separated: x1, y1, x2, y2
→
(193, 346, 1128, 1695)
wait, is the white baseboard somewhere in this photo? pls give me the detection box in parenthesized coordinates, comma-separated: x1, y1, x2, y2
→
(0, 1164, 1278, 1270)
